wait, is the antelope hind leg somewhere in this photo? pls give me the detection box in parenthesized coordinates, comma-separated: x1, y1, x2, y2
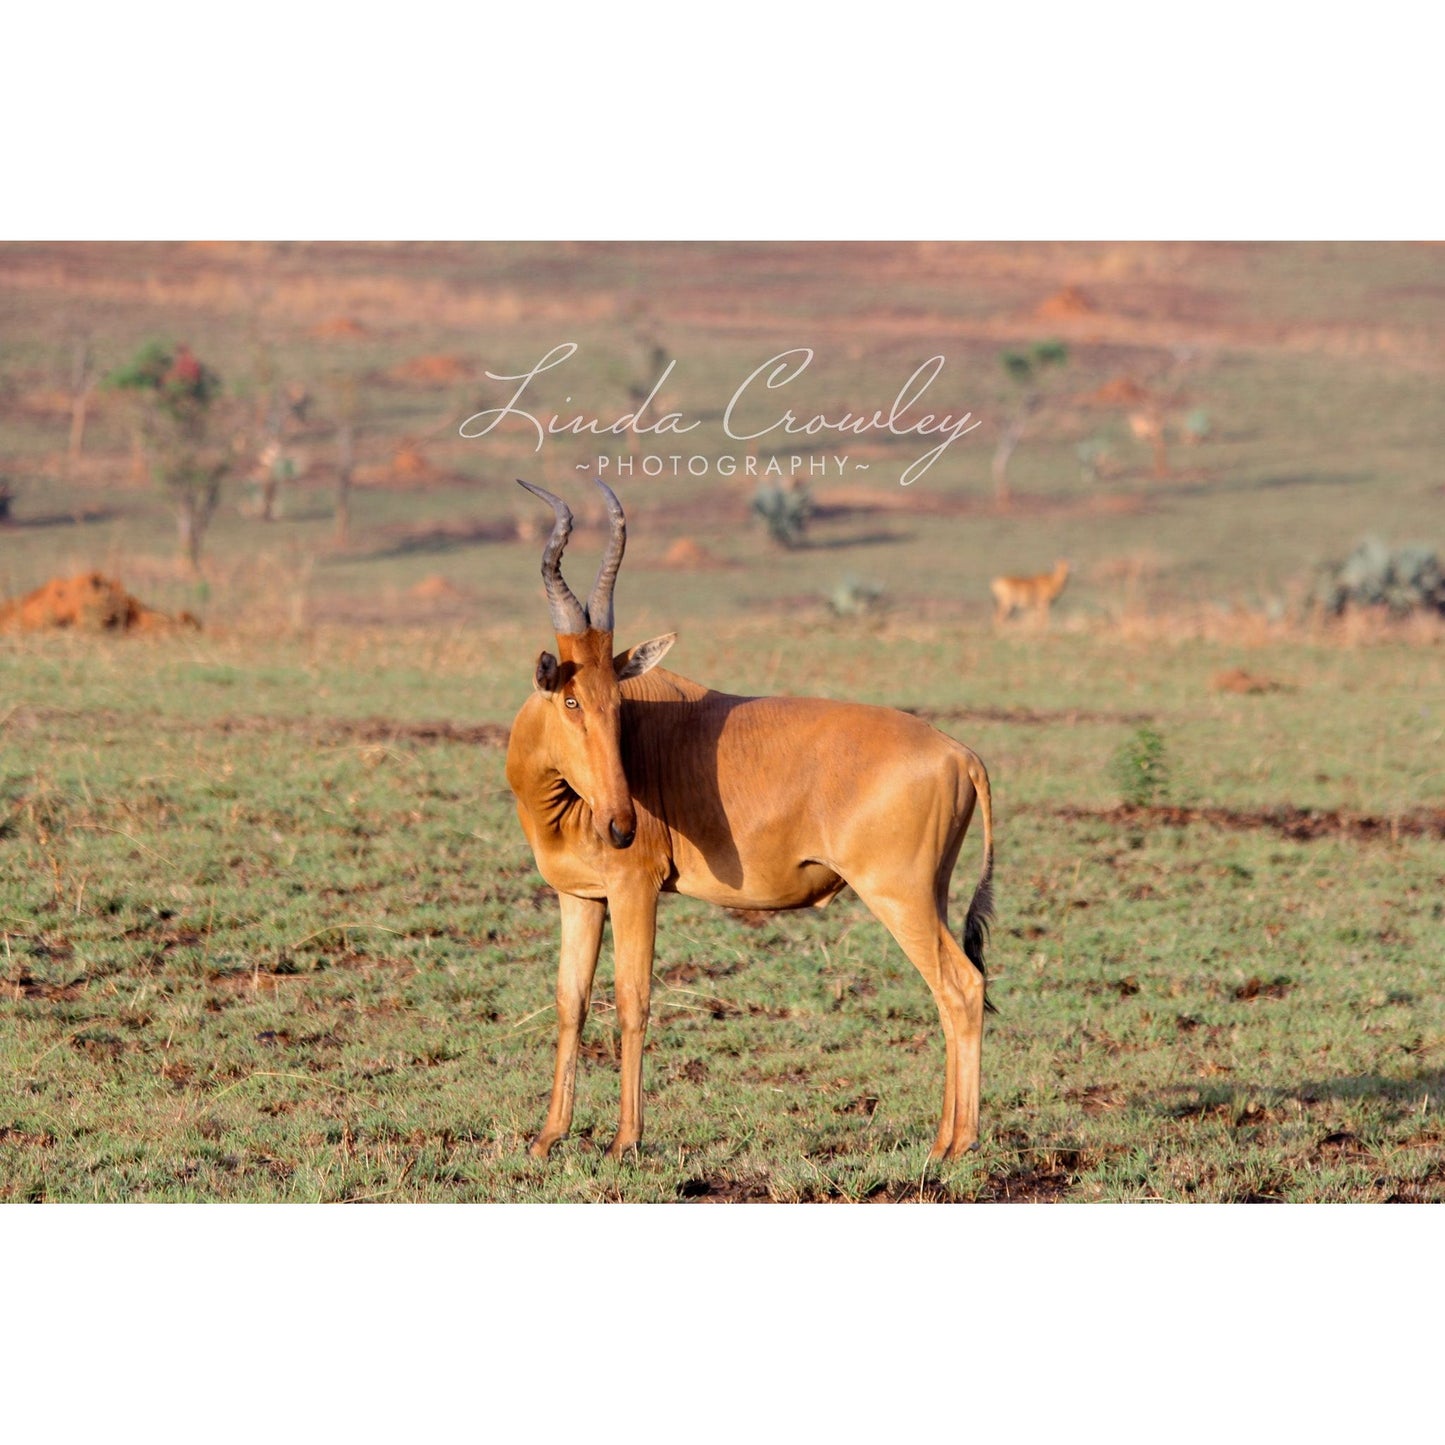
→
(853, 885, 983, 1161)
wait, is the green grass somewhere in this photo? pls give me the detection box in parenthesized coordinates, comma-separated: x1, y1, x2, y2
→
(3, 623, 1441, 1202)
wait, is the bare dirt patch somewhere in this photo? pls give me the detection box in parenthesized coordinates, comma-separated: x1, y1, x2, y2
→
(976, 1164, 1075, 1202)
(308, 316, 369, 340)
(1234, 975, 1293, 1002)
(0, 1127, 55, 1149)
(300, 716, 511, 749)
(0, 704, 510, 751)
(1051, 802, 1445, 842)
(5, 968, 88, 1003)
(1384, 1168, 1445, 1203)
(677, 1174, 776, 1201)
(905, 703, 1155, 726)
(0, 572, 200, 634)
(1212, 667, 1290, 694)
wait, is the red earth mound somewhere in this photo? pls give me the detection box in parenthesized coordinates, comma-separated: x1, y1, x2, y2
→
(392, 440, 440, 480)
(660, 537, 728, 569)
(1212, 667, 1289, 695)
(1035, 284, 1098, 319)
(0, 572, 200, 635)
(408, 574, 472, 601)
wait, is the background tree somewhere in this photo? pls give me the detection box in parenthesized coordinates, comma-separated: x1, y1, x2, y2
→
(1131, 346, 1208, 481)
(329, 373, 359, 548)
(66, 332, 96, 472)
(992, 339, 1069, 508)
(105, 340, 230, 574)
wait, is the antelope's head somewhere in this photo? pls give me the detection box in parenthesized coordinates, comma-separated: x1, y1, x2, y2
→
(520, 478, 674, 850)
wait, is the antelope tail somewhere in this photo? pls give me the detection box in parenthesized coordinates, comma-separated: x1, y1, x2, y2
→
(962, 755, 998, 1015)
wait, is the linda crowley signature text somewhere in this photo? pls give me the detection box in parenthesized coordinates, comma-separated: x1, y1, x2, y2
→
(458, 342, 982, 485)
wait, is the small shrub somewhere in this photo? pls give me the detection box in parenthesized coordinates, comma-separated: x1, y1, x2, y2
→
(1111, 725, 1171, 808)
(1001, 350, 1033, 383)
(1182, 408, 1212, 443)
(1314, 536, 1445, 617)
(1076, 436, 1111, 483)
(751, 480, 812, 549)
(826, 575, 886, 617)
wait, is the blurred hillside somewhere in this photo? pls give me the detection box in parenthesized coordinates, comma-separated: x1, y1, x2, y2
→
(1, 241, 1441, 635)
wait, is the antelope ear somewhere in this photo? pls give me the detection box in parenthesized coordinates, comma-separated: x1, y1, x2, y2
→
(534, 650, 561, 693)
(615, 633, 676, 680)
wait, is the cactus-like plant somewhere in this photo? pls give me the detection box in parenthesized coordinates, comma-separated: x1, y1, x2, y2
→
(1182, 408, 1212, 443)
(752, 480, 813, 549)
(827, 575, 886, 617)
(1315, 537, 1445, 616)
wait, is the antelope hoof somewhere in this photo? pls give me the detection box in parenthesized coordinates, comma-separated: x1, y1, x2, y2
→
(928, 1138, 980, 1163)
(605, 1136, 640, 1161)
(529, 1132, 561, 1159)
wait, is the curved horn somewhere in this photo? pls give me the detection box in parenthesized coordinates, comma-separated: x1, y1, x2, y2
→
(517, 479, 587, 634)
(586, 478, 627, 633)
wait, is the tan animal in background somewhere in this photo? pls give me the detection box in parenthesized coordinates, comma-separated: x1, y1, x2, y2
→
(1127, 411, 1161, 444)
(507, 479, 997, 1162)
(990, 559, 1070, 624)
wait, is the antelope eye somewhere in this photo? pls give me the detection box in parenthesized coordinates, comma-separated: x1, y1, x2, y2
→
(564, 696, 580, 710)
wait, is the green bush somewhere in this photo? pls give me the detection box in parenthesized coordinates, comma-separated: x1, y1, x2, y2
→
(826, 575, 886, 617)
(1314, 536, 1445, 617)
(751, 481, 812, 548)
(1111, 725, 1171, 808)
(1000, 339, 1068, 386)
(1183, 407, 1212, 441)
(105, 339, 222, 426)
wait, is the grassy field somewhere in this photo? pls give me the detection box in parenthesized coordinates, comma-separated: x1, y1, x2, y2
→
(2, 242, 1443, 1201)
(2, 620, 1441, 1202)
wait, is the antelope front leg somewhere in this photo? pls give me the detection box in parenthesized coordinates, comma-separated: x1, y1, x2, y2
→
(529, 892, 607, 1158)
(606, 884, 659, 1159)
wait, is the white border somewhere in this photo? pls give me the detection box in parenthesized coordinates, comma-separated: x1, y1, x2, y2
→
(6, 7, 1439, 238)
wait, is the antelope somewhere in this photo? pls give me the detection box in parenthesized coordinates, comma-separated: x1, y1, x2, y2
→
(990, 559, 1070, 624)
(506, 479, 996, 1162)
(1126, 411, 1161, 444)
(1128, 409, 1170, 478)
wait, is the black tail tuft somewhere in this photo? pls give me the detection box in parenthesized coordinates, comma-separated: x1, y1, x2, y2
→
(963, 867, 998, 1015)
